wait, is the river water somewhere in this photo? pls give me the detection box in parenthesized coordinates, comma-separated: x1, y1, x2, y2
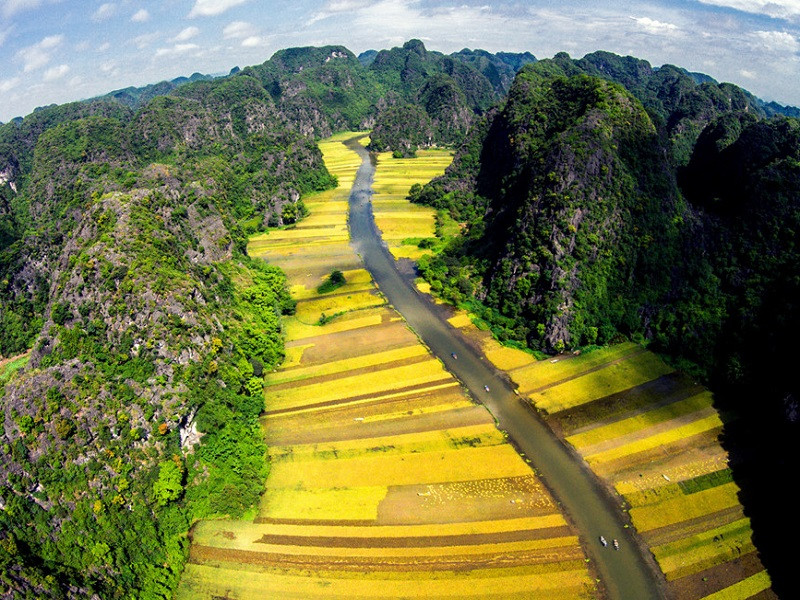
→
(345, 136, 666, 600)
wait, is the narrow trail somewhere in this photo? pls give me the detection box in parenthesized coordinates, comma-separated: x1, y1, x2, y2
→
(345, 136, 666, 600)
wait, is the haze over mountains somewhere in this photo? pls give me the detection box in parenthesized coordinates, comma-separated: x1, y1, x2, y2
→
(0, 39, 797, 598)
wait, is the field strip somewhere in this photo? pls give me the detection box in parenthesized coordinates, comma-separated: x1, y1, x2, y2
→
(269, 423, 503, 460)
(267, 444, 533, 488)
(266, 353, 434, 392)
(187, 544, 585, 572)
(566, 392, 715, 448)
(529, 351, 674, 413)
(294, 290, 385, 322)
(699, 571, 772, 600)
(291, 280, 376, 301)
(192, 536, 580, 559)
(261, 380, 462, 418)
(263, 404, 492, 447)
(192, 515, 570, 543)
(283, 312, 384, 340)
(259, 486, 387, 521)
(621, 467, 733, 508)
(629, 482, 741, 532)
(266, 343, 426, 384)
(642, 506, 745, 548)
(654, 519, 756, 581)
(265, 359, 450, 411)
(522, 349, 651, 396)
(583, 414, 724, 465)
(507, 342, 641, 387)
(561, 374, 705, 437)
(178, 563, 592, 599)
(573, 402, 719, 457)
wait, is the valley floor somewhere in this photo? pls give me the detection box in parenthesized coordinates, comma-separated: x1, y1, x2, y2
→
(175, 133, 597, 599)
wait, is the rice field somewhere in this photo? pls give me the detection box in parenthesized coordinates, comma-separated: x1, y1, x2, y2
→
(444, 310, 776, 599)
(371, 150, 453, 261)
(176, 134, 596, 599)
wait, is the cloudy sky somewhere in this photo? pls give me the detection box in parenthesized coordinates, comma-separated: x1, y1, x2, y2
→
(1, 0, 800, 121)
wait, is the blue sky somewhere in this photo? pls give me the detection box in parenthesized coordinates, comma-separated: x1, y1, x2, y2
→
(1, 0, 800, 121)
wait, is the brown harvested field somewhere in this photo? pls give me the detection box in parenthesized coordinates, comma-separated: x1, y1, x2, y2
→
(670, 553, 773, 600)
(377, 476, 560, 525)
(176, 133, 597, 599)
(554, 373, 705, 436)
(283, 309, 415, 360)
(261, 388, 480, 446)
(641, 505, 746, 548)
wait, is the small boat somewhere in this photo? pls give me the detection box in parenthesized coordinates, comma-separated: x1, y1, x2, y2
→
(484, 385, 490, 392)
(599, 536, 607, 547)
(613, 539, 619, 550)
(451, 352, 457, 359)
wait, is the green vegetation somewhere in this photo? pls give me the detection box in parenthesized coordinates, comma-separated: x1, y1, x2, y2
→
(0, 59, 328, 599)
(317, 269, 346, 294)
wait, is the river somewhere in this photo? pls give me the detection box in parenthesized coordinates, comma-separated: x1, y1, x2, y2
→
(345, 136, 666, 600)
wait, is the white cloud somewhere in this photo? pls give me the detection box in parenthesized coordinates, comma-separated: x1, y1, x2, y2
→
(750, 30, 800, 53)
(43, 64, 70, 81)
(92, 2, 116, 22)
(307, 0, 371, 25)
(155, 43, 200, 57)
(696, 1, 800, 19)
(0, 27, 11, 47)
(241, 35, 267, 47)
(630, 16, 678, 35)
(131, 9, 149, 23)
(131, 32, 160, 49)
(15, 34, 64, 72)
(223, 20, 256, 39)
(174, 26, 200, 42)
(97, 41, 110, 52)
(740, 69, 757, 78)
(189, 0, 249, 18)
(2, 0, 42, 17)
(38, 34, 62, 49)
(0, 77, 20, 92)
(99, 61, 119, 76)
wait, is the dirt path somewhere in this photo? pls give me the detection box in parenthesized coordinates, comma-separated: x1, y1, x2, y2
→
(345, 135, 667, 600)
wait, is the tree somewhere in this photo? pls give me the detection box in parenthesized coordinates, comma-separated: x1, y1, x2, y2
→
(153, 460, 183, 506)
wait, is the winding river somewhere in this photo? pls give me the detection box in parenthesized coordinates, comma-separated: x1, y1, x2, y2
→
(345, 136, 666, 600)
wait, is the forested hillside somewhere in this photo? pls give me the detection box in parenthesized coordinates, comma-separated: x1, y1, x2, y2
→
(0, 71, 332, 597)
(413, 53, 800, 408)
(412, 53, 799, 594)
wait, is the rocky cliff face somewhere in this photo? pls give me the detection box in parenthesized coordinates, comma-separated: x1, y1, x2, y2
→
(0, 67, 326, 597)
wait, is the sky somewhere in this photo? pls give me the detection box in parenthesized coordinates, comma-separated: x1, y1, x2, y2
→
(1, 0, 800, 121)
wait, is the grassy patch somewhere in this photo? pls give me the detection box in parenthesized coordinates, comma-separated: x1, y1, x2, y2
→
(678, 468, 734, 495)
(0, 352, 30, 384)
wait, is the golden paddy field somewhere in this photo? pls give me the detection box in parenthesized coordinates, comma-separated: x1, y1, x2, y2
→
(446, 315, 776, 600)
(176, 134, 597, 599)
(371, 149, 453, 261)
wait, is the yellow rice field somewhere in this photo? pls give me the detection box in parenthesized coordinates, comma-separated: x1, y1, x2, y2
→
(371, 150, 453, 260)
(442, 302, 774, 598)
(529, 351, 674, 413)
(177, 133, 596, 599)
